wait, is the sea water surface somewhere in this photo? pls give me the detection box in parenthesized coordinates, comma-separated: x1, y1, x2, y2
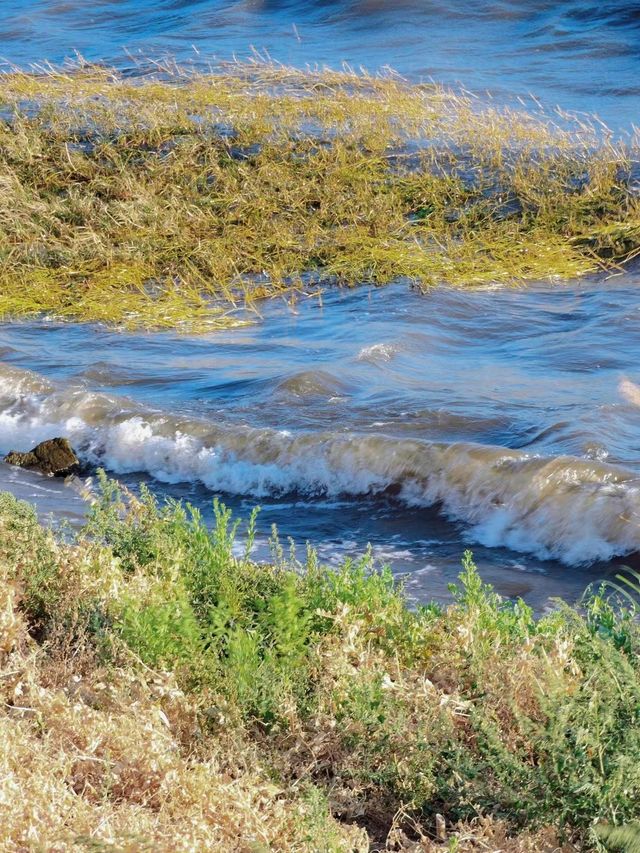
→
(2, 276, 640, 610)
(2, 0, 640, 130)
(1, 1, 640, 609)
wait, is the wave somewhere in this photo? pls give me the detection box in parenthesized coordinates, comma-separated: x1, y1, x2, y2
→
(1, 362, 639, 564)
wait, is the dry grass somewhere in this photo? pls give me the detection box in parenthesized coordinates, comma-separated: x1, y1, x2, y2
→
(0, 60, 638, 329)
(0, 533, 366, 851)
(0, 481, 639, 850)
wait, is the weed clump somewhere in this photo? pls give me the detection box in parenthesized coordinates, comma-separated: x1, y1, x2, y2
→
(0, 61, 638, 329)
(1, 475, 640, 849)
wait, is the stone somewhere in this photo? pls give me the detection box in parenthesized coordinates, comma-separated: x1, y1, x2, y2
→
(4, 437, 80, 477)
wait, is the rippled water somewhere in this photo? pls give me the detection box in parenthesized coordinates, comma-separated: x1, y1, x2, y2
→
(1, 1, 639, 609)
(2, 0, 640, 129)
(2, 274, 640, 610)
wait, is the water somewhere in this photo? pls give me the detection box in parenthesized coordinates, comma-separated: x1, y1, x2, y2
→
(2, 275, 640, 610)
(1, 1, 640, 609)
(2, 1, 640, 130)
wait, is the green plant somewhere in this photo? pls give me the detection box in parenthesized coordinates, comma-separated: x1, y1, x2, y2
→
(3, 477, 640, 849)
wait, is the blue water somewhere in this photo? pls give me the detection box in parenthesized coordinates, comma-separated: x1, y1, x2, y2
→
(2, 279, 640, 611)
(2, 0, 639, 129)
(1, 1, 639, 611)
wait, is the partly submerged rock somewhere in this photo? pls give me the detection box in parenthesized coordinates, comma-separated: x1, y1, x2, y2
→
(4, 437, 80, 477)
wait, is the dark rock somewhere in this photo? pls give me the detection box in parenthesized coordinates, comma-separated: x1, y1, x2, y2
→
(4, 437, 80, 477)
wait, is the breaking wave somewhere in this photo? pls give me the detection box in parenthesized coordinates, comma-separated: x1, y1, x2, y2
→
(1, 363, 639, 565)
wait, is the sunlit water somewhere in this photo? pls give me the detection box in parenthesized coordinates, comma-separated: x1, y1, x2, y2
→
(2, 0, 640, 129)
(2, 275, 640, 610)
(1, 1, 640, 609)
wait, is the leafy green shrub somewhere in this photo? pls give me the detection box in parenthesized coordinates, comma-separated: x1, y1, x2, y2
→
(0, 493, 63, 627)
(4, 474, 640, 848)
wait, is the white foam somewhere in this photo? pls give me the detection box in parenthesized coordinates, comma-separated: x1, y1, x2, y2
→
(2, 362, 640, 566)
(357, 342, 398, 362)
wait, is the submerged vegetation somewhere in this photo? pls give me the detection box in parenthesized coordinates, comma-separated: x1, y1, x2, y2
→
(0, 60, 639, 329)
(1, 474, 640, 849)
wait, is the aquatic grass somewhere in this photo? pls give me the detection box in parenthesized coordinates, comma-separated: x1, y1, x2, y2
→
(0, 60, 638, 329)
(1, 476, 640, 848)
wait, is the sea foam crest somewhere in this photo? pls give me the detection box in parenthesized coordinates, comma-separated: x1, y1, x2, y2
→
(1, 363, 639, 565)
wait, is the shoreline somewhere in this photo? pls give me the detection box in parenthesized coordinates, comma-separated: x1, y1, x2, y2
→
(2, 353, 640, 574)
(2, 57, 640, 852)
(0, 475, 638, 849)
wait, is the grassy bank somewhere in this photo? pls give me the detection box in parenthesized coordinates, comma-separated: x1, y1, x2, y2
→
(1, 474, 639, 849)
(0, 62, 639, 329)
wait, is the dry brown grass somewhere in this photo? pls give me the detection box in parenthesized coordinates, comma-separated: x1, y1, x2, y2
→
(0, 485, 637, 851)
(0, 499, 366, 851)
(0, 581, 367, 851)
(0, 549, 570, 852)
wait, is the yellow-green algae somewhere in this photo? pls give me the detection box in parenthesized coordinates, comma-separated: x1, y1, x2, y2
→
(0, 61, 638, 330)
